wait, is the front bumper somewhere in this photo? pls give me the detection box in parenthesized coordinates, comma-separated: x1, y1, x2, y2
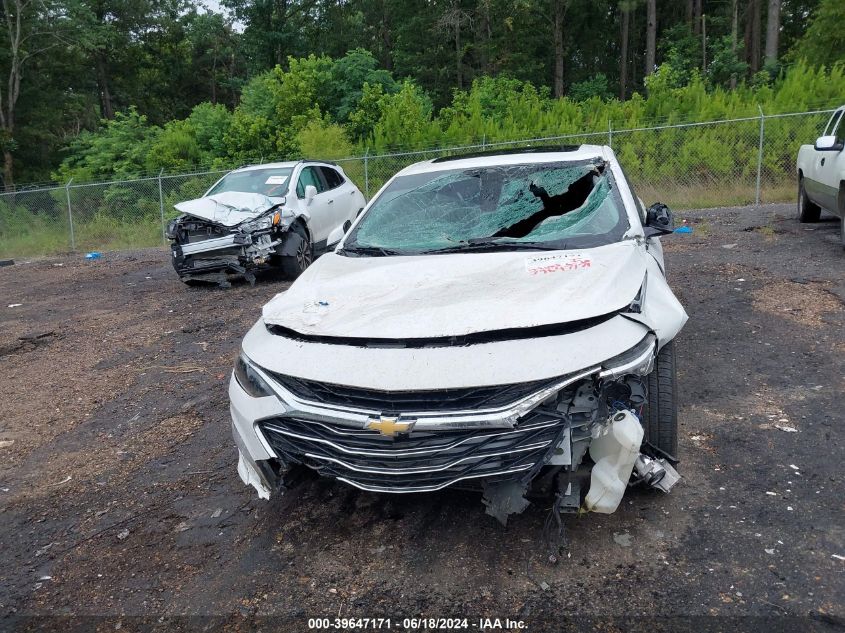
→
(230, 313, 663, 500)
(171, 239, 249, 277)
(170, 225, 281, 278)
(230, 362, 605, 497)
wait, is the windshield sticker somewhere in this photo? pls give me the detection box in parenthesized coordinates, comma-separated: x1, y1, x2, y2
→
(525, 253, 592, 275)
(265, 175, 288, 185)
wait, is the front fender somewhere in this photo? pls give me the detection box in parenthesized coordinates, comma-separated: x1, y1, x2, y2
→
(623, 257, 688, 349)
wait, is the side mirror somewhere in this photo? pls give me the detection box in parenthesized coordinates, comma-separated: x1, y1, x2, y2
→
(305, 185, 318, 204)
(644, 202, 674, 238)
(814, 135, 844, 152)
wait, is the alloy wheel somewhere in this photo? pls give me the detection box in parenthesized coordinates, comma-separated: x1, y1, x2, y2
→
(297, 237, 312, 271)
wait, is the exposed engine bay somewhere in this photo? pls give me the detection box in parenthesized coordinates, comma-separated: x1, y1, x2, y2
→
(481, 371, 679, 525)
(167, 205, 294, 286)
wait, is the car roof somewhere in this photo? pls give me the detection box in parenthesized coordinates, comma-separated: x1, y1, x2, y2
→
(230, 160, 341, 174)
(396, 144, 611, 177)
(231, 161, 299, 172)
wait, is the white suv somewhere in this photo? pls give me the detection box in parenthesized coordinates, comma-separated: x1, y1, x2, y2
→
(228, 147, 688, 523)
(167, 161, 366, 285)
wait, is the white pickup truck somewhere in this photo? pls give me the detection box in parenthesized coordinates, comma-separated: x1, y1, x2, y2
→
(796, 106, 845, 247)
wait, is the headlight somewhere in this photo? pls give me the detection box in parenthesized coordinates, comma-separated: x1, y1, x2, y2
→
(599, 334, 656, 378)
(234, 353, 275, 398)
(242, 217, 273, 232)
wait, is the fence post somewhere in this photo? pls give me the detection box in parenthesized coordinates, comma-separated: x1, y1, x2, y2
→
(158, 168, 166, 245)
(65, 178, 75, 251)
(363, 148, 370, 199)
(755, 105, 765, 206)
(608, 119, 613, 148)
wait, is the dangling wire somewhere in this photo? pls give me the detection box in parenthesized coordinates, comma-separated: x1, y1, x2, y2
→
(541, 492, 568, 564)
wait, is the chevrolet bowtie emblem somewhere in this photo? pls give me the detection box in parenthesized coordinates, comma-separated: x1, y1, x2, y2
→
(367, 416, 414, 437)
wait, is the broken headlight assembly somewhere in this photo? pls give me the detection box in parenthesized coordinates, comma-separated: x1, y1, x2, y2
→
(241, 216, 273, 232)
(599, 333, 656, 379)
(234, 354, 275, 398)
(242, 208, 287, 233)
(165, 218, 179, 240)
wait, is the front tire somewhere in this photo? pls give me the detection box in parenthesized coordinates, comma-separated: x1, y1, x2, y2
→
(798, 177, 821, 223)
(279, 223, 312, 279)
(643, 341, 678, 458)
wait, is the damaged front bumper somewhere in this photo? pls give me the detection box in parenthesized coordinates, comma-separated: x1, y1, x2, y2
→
(229, 330, 679, 522)
(168, 216, 285, 281)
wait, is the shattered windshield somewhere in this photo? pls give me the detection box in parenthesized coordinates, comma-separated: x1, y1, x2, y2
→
(342, 160, 628, 255)
(207, 168, 293, 198)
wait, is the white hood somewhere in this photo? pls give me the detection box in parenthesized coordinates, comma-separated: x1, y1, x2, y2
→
(175, 192, 280, 227)
(262, 241, 647, 339)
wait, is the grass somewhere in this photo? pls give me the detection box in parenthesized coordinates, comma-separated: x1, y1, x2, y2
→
(758, 225, 777, 240)
(636, 180, 796, 211)
(0, 227, 72, 259)
(1, 216, 164, 259)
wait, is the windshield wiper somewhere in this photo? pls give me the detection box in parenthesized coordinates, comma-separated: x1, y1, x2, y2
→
(420, 240, 560, 254)
(337, 245, 401, 257)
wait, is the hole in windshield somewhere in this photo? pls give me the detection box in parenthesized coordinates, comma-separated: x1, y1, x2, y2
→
(207, 168, 293, 198)
(342, 160, 628, 255)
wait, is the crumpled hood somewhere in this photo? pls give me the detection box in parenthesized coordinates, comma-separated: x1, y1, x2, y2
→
(175, 191, 280, 227)
(262, 241, 647, 339)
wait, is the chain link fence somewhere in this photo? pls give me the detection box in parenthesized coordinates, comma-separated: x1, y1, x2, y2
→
(0, 108, 835, 258)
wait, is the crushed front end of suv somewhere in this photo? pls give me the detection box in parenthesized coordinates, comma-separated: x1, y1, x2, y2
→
(229, 146, 688, 523)
(167, 161, 365, 285)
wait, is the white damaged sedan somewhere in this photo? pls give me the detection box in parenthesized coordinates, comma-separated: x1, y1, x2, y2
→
(229, 146, 688, 523)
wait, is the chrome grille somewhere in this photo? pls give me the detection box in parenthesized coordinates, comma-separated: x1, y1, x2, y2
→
(257, 410, 566, 492)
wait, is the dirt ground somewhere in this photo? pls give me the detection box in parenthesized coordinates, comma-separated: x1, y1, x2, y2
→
(1, 204, 843, 632)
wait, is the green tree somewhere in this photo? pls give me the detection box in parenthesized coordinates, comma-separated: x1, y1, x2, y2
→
(222, 0, 312, 74)
(223, 55, 333, 160)
(568, 74, 614, 101)
(788, 0, 845, 67)
(328, 48, 397, 122)
(0, 0, 79, 187)
(706, 36, 748, 89)
(75, 0, 158, 121)
(371, 81, 439, 150)
(347, 82, 388, 143)
(146, 102, 234, 171)
(297, 115, 354, 159)
(53, 108, 159, 182)
(184, 11, 245, 107)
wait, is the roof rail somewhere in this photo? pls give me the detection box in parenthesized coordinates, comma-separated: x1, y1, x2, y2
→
(233, 159, 339, 171)
(299, 158, 339, 166)
(431, 145, 583, 163)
